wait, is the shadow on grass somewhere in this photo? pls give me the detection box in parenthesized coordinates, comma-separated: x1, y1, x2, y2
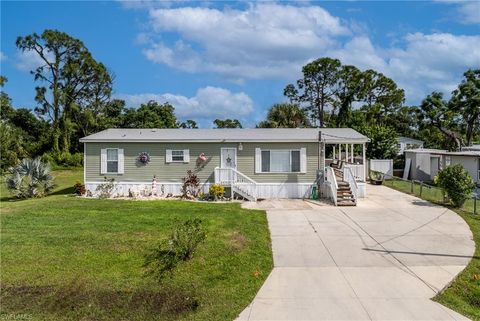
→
(49, 187, 75, 196)
(1, 283, 198, 319)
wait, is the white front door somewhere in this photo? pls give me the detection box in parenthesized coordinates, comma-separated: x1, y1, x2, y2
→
(221, 148, 237, 169)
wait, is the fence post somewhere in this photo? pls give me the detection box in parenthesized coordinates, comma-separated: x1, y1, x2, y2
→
(411, 180, 414, 194)
(420, 183, 423, 197)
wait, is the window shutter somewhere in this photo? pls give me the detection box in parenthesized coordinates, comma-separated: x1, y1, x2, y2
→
(100, 149, 107, 174)
(166, 149, 172, 163)
(117, 149, 124, 174)
(183, 149, 190, 163)
(255, 148, 262, 173)
(300, 147, 307, 173)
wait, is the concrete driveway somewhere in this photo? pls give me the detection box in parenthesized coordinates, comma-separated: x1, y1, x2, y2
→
(238, 185, 475, 321)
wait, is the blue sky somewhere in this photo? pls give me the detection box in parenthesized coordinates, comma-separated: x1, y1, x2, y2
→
(1, 1, 479, 127)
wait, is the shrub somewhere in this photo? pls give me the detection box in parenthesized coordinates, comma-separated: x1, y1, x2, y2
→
(5, 158, 55, 199)
(209, 184, 225, 200)
(73, 181, 86, 196)
(435, 164, 475, 208)
(143, 218, 206, 281)
(181, 170, 200, 198)
(95, 177, 115, 198)
(41, 151, 83, 168)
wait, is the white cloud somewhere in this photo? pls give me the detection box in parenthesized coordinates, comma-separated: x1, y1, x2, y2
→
(436, 0, 480, 24)
(456, 1, 480, 24)
(143, 3, 349, 80)
(135, 3, 480, 104)
(0, 51, 6, 61)
(116, 86, 254, 125)
(15, 50, 51, 72)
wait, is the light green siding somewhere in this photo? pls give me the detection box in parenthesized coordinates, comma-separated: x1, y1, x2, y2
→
(85, 142, 319, 183)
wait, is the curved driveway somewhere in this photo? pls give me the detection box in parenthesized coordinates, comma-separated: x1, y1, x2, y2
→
(238, 185, 475, 321)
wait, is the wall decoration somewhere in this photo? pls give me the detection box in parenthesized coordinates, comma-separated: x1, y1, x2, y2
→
(137, 151, 151, 165)
(198, 153, 207, 162)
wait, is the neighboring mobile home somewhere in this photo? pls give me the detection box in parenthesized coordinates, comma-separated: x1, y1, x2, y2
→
(396, 137, 424, 155)
(405, 148, 480, 184)
(80, 128, 369, 204)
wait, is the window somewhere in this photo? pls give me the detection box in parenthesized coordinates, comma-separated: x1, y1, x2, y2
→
(106, 149, 118, 173)
(261, 150, 300, 173)
(171, 150, 184, 162)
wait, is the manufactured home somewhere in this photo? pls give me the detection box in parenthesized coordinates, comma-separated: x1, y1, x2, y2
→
(80, 128, 369, 205)
(405, 148, 480, 184)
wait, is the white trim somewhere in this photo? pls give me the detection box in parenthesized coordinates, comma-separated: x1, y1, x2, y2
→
(166, 149, 189, 163)
(220, 147, 237, 170)
(83, 143, 86, 183)
(81, 138, 369, 144)
(100, 148, 107, 174)
(255, 148, 262, 173)
(105, 148, 120, 174)
(258, 148, 303, 173)
(300, 147, 307, 173)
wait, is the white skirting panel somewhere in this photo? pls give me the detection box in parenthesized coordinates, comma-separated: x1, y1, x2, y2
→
(256, 183, 314, 199)
(84, 181, 316, 199)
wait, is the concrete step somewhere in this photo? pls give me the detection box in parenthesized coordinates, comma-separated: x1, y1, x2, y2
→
(337, 200, 357, 206)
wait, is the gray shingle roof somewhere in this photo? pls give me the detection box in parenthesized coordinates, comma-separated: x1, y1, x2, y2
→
(80, 128, 369, 143)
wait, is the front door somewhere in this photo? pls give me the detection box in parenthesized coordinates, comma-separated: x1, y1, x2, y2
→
(221, 148, 237, 169)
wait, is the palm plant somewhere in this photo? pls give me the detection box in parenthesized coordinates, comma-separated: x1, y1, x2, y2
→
(6, 158, 55, 198)
(258, 103, 311, 128)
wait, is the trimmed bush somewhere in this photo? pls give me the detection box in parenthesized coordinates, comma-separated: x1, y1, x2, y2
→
(6, 158, 55, 198)
(435, 164, 475, 208)
(208, 184, 225, 200)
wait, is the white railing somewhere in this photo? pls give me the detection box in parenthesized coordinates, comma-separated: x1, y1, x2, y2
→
(325, 167, 338, 206)
(214, 167, 257, 201)
(343, 166, 358, 201)
(345, 164, 365, 182)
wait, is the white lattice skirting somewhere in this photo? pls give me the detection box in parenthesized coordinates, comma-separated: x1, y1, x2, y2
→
(85, 182, 317, 199)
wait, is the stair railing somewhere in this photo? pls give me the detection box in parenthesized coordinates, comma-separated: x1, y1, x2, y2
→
(343, 166, 358, 201)
(214, 167, 257, 201)
(325, 167, 338, 206)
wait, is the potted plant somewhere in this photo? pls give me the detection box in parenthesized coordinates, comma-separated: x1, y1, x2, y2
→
(369, 170, 385, 185)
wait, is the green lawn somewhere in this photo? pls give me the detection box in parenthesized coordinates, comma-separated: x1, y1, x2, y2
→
(0, 170, 273, 321)
(384, 179, 480, 320)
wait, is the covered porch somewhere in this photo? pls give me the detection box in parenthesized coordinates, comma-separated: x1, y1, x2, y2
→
(320, 131, 369, 205)
(324, 142, 367, 183)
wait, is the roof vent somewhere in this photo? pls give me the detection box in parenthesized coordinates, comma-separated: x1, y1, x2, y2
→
(151, 129, 157, 132)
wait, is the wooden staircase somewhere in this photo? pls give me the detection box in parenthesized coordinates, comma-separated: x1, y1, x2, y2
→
(333, 168, 356, 206)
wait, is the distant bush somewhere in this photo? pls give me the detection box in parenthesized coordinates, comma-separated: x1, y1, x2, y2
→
(208, 184, 225, 200)
(143, 218, 206, 281)
(73, 181, 86, 196)
(435, 164, 475, 208)
(41, 151, 83, 168)
(6, 158, 55, 199)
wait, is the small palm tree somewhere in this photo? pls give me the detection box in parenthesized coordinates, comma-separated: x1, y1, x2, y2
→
(6, 158, 55, 199)
(258, 103, 311, 128)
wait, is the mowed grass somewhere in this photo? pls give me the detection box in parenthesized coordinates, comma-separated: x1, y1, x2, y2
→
(384, 179, 480, 320)
(0, 170, 273, 321)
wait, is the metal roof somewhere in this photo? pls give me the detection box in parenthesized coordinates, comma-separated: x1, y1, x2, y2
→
(397, 136, 424, 144)
(405, 148, 480, 157)
(80, 128, 369, 143)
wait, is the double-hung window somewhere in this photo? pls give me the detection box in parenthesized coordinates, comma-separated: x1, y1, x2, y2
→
(106, 149, 119, 173)
(171, 150, 185, 162)
(166, 149, 190, 163)
(261, 150, 301, 173)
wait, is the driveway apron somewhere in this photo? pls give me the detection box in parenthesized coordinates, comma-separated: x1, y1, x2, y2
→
(237, 185, 475, 321)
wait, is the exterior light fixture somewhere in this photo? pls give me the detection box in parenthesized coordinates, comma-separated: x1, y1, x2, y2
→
(238, 142, 243, 151)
